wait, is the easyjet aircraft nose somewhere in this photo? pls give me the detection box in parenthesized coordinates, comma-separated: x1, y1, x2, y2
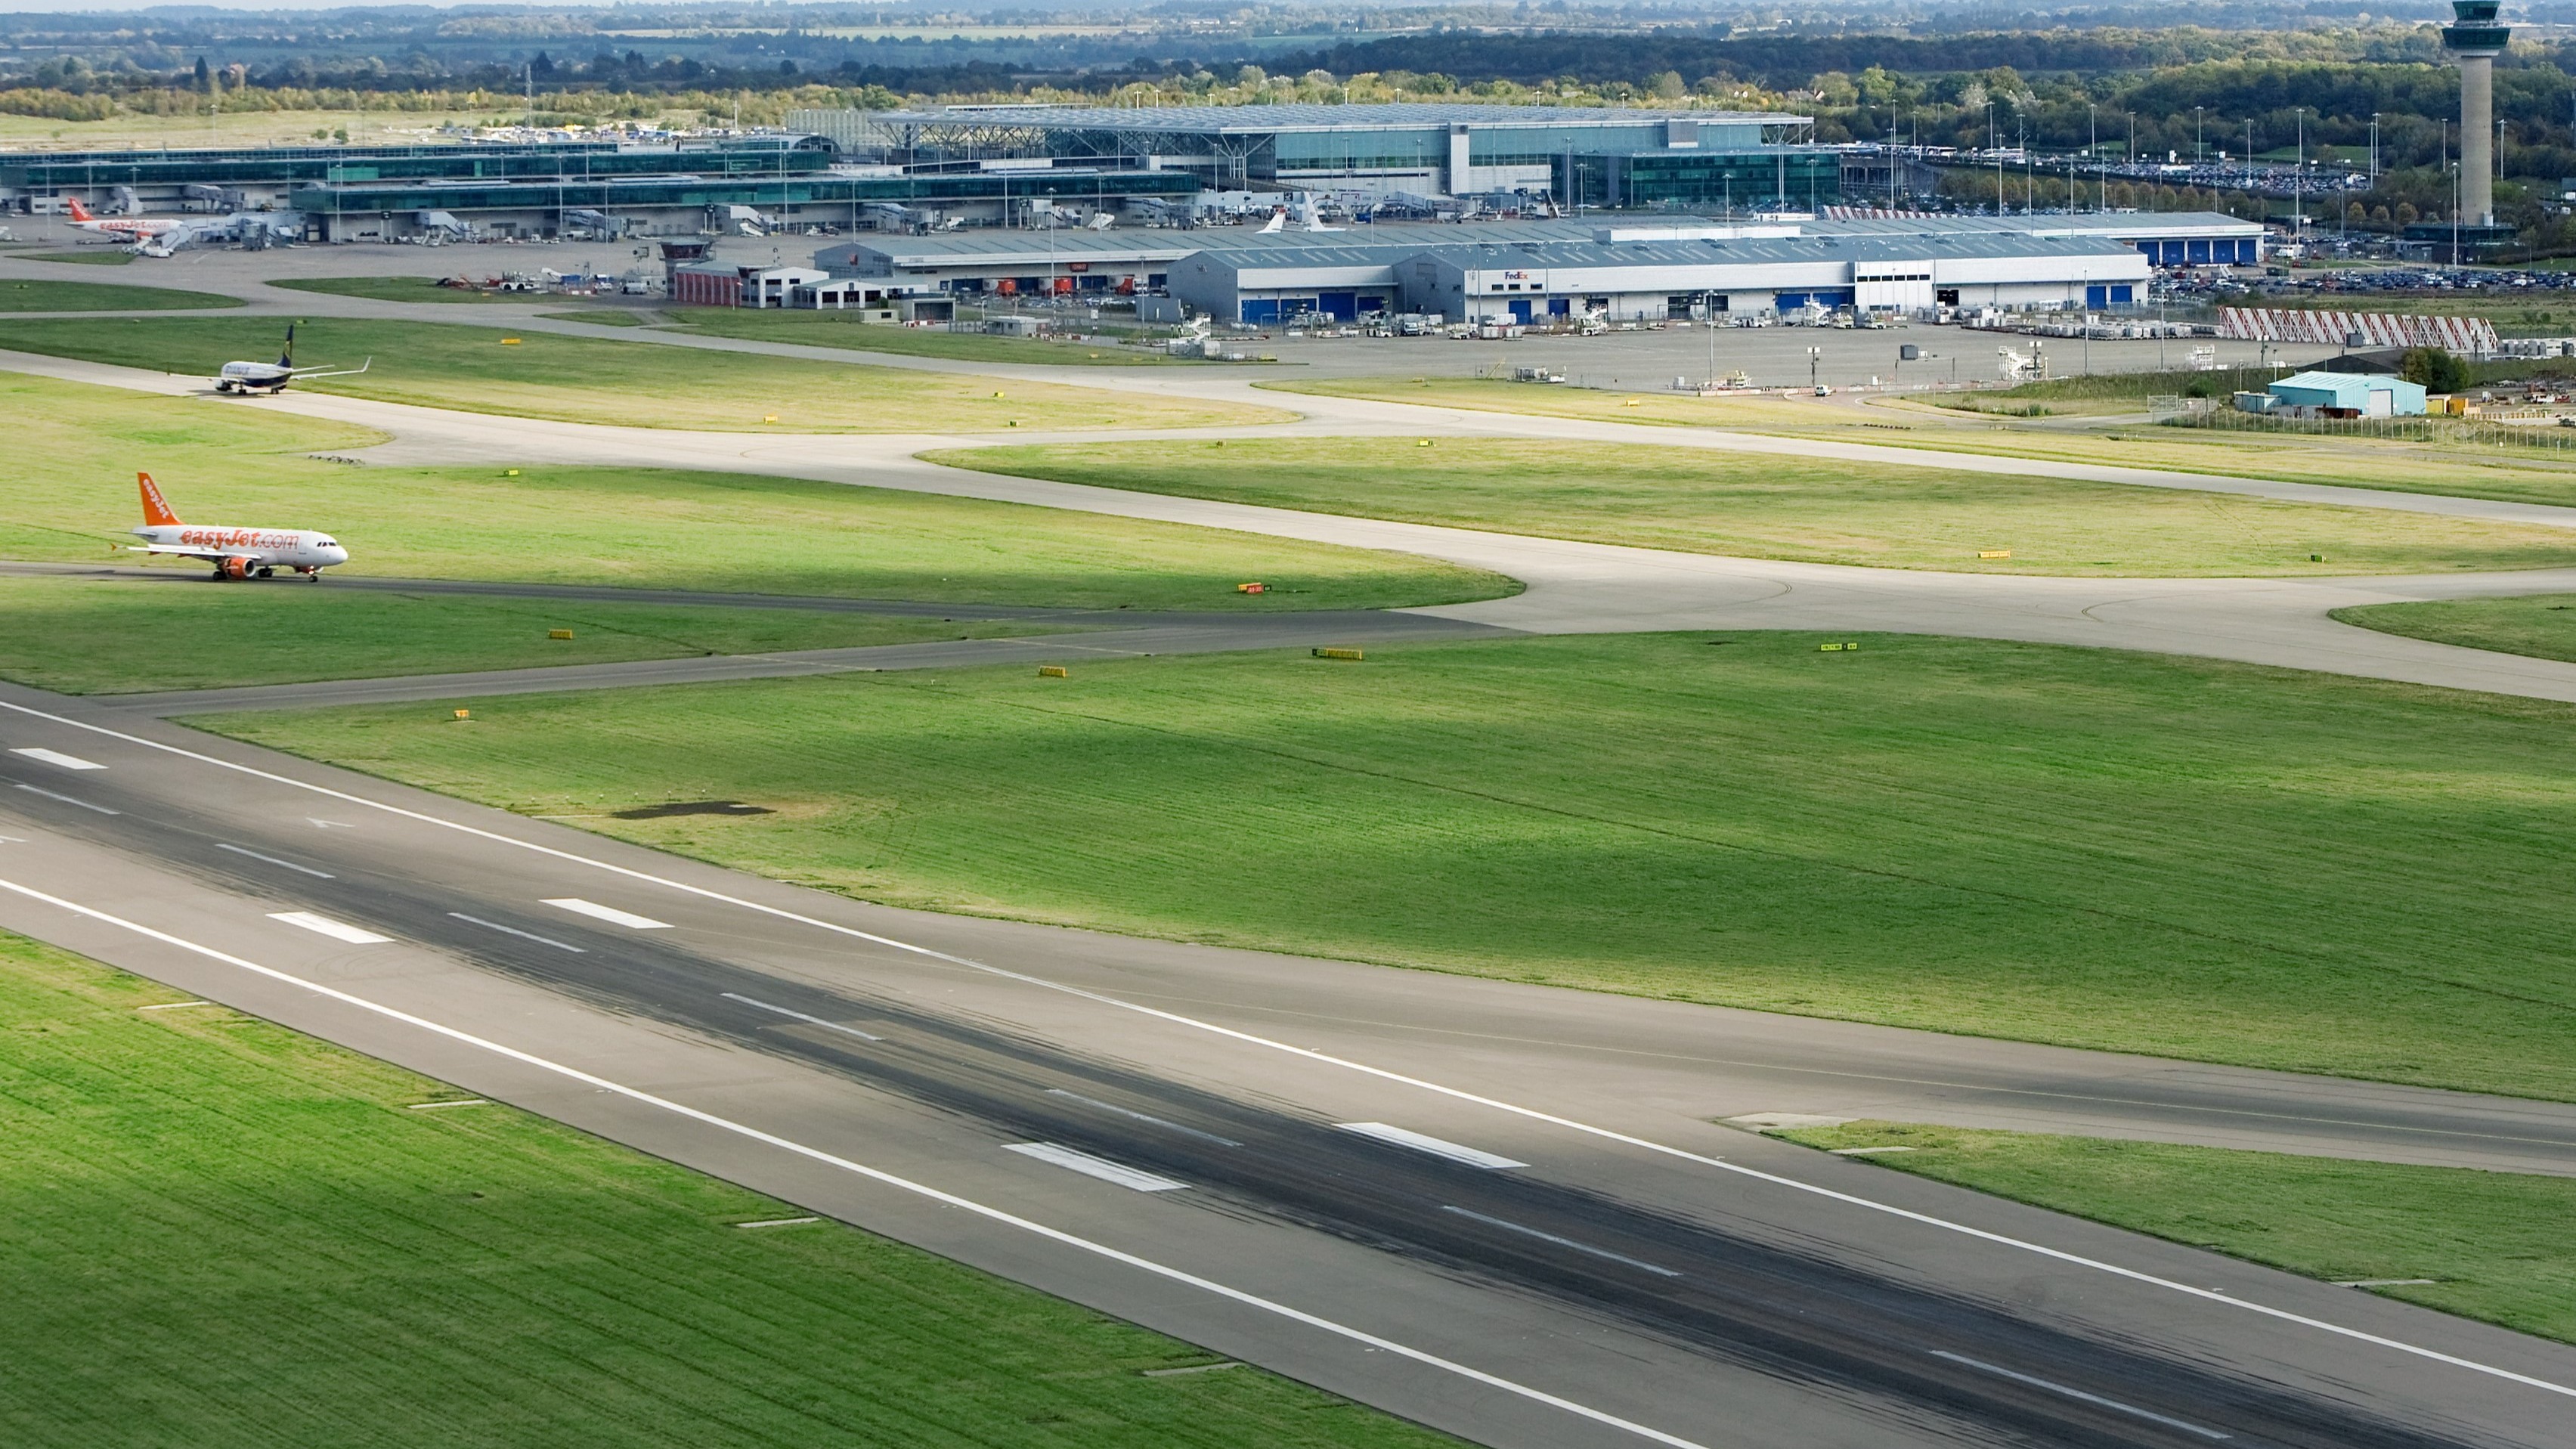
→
(317, 539, 348, 566)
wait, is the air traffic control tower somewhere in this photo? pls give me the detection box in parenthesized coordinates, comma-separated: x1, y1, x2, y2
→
(2444, 0, 2512, 237)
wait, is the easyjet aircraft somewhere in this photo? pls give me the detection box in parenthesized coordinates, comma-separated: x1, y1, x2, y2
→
(128, 473, 348, 581)
(62, 195, 192, 247)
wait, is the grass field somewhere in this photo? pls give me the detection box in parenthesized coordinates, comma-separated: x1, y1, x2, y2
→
(2335, 593, 2576, 664)
(665, 308, 1191, 367)
(17, 249, 129, 265)
(0, 316, 1285, 434)
(0, 931, 1454, 1448)
(0, 577, 1082, 693)
(268, 276, 544, 304)
(1274, 376, 2576, 508)
(0, 110, 488, 150)
(207, 633, 2576, 1101)
(543, 308, 648, 325)
(1774, 1122, 2576, 1345)
(0, 374, 1503, 611)
(927, 437, 2576, 577)
(0, 277, 240, 311)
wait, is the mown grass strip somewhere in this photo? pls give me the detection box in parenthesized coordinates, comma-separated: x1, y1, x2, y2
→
(2336, 593, 2576, 665)
(0, 373, 1507, 615)
(0, 929, 1458, 1448)
(203, 631, 2576, 1101)
(0, 314, 1285, 433)
(1773, 1121, 2576, 1346)
(929, 435, 2576, 576)
(0, 277, 240, 311)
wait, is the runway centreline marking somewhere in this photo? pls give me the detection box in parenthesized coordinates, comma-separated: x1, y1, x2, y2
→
(723, 991, 884, 1042)
(13, 782, 118, 815)
(0, 874, 1711, 1449)
(448, 912, 587, 952)
(1927, 1350, 2231, 1441)
(216, 842, 335, 878)
(1440, 1206, 1683, 1279)
(1045, 1088, 1243, 1147)
(8, 698, 2574, 1403)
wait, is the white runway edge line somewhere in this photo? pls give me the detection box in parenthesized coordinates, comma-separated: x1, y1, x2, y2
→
(10, 700, 2573, 1407)
(0, 874, 1711, 1449)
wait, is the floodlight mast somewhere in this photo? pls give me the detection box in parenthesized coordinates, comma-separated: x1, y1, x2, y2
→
(2444, 0, 2510, 227)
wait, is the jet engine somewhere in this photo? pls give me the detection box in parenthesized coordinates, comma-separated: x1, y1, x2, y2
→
(221, 556, 257, 579)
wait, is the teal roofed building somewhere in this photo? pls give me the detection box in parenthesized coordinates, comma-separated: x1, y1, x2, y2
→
(2248, 372, 2429, 417)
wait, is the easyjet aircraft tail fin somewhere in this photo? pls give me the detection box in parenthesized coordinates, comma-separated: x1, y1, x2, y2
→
(138, 472, 181, 528)
(65, 197, 93, 223)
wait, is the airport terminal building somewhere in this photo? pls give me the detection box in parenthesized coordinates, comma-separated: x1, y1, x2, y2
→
(791, 103, 1838, 211)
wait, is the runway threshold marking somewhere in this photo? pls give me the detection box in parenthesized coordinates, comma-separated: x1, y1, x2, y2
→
(1439, 1205, 1682, 1279)
(1006, 1141, 1188, 1194)
(1928, 1350, 2231, 1441)
(13, 782, 117, 814)
(268, 910, 393, 945)
(1340, 1122, 1528, 1170)
(1046, 1088, 1242, 1147)
(0, 875, 1713, 1449)
(448, 913, 586, 952)
(11, 748, 103, 770)
(723, 992, 882, 1041)
(15, 698, 2574, 1407)
(216, 842, 335, 878)
(543, 896, 671, 930)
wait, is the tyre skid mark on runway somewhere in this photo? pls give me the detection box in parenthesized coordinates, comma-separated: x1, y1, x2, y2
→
(5, 695, 2573, 1415)
(0, 871, 1718, 1449)
(0, 806, 2479, 1449)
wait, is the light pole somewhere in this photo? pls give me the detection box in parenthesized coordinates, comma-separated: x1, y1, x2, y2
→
(2195, 106, 2204, 164)
(1808, 345, 1822, 391)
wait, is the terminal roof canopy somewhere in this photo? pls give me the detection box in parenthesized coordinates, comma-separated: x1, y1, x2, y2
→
(865, 104, 1811, 135)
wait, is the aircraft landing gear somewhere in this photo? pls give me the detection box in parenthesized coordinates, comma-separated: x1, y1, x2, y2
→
(255, 565, 274, 578)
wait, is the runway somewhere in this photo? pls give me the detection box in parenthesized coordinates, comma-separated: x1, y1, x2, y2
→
(2, 682, 2574, 1449)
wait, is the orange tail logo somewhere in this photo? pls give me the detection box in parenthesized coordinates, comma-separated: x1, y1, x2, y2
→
(65, 197, 93, 223)
(138, 472, 181, 527)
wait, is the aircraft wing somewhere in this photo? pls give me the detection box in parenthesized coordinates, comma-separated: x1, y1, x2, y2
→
(287, 357, 372, 379)
(130, 543, 273, 562)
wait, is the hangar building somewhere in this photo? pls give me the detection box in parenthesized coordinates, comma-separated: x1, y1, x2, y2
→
(1165, 232, 2150, 324)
